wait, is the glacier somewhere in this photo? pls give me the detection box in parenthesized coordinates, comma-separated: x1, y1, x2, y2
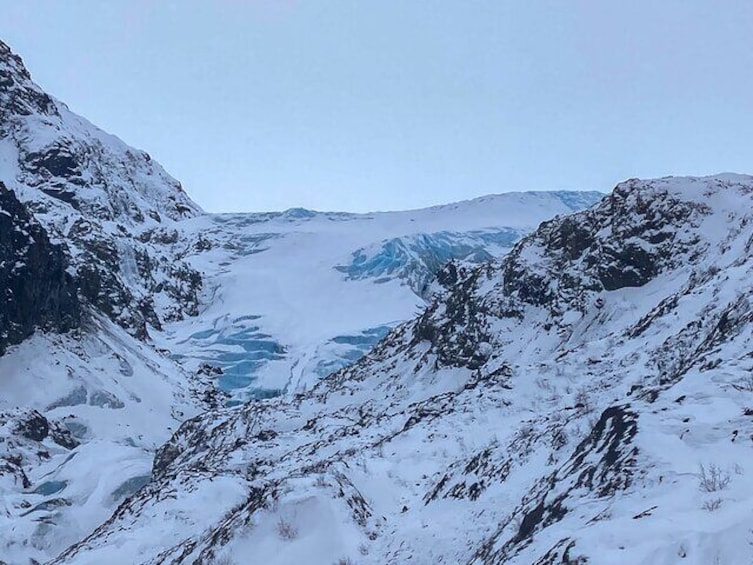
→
(8, 35, 753, 565)
(160, 191, 602, 401)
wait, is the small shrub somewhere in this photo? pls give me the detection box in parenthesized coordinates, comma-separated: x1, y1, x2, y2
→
(574, 388, 592, 413)
(698, 463, 731, 492)
(734, 375, 753, 392)
(334, 558, 356, 565)
(550, 427, 568, 450)
(535, 377, 555, 393)
(703, 498, 723, 512)
(516, 423, 535, 442)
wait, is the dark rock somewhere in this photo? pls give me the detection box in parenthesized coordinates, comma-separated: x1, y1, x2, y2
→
(0, 182, 80, 353)
(16, 410, 49, 442)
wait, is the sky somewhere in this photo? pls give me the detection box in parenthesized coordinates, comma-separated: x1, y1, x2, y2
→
(1, 1, 752, 213)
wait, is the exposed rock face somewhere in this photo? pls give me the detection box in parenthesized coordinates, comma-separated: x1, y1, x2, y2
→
(0, 40, 56, 120)
(501, 178, 706, 304)
(414, 177, 711, 369)
(0, 40, 200, 224)
(0, 182, 79, 352)
(0, 39, 204, 338)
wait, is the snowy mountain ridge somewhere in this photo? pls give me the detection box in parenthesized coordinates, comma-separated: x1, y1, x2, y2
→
(0, 38, 603, 564)
(165, 189, 602, 402)
(0, 39, 201, 225)
(48, 173, 753, 565)
(3, 36, 752, 565)
(0, 38, 204, 340)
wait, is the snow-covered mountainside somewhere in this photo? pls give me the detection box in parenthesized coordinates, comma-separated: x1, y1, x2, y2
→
(7, 35, 753, 565)
(0, 40, 213, 564)
(50, 174, 753, 565)
(0, 38, 602, 564)
(164, 190, 601, 403)
(0, 39, 203, 339)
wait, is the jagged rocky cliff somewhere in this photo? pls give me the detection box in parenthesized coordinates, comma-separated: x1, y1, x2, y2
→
(0, 39, 203, 339)
(0, 182, 79, 353)
(0, 40, 211, 565)
(49, 174, 753, 565)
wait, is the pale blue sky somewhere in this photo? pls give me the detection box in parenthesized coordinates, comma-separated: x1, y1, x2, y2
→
(2, 1, 752, 212)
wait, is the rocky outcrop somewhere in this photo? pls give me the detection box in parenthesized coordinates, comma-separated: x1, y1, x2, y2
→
(0, 182, 79, 352)
(0, 39, 200, 224)
(412, 177, 712, 370)
(0, 39, 204, 338)
(0, 40, 56, 121)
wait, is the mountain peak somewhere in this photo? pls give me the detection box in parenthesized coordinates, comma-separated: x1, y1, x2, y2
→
(0, 37, 205, 337)
(0, 38, 202, 225)
(0, 39, 58, 120)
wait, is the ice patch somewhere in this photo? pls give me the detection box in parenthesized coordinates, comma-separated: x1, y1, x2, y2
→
(47, 386, 87, 410)
(88, 390, 125, 409)
(313, 325, 393, 378)
(32, 481, 68, 496)
(110, 475, 151, 503)
(174, 321, 286, 398)
(335, 229, 525, 296)
(32, 480, 67, 496)
(63, 421, 88, 439)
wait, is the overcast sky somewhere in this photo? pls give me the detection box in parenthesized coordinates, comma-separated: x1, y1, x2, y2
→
(2, 1, 752, 212)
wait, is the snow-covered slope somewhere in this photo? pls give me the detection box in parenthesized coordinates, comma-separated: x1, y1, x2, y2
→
(0, 40, 212, 563)
(0, 40, 199, 224)
(50, 174, 753, 565)
(165, 190, 602, 402)
(0, 38, 603, 564)
(0, 320, 213, 564)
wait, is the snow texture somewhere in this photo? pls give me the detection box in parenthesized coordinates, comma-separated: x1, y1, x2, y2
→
(49, 173, 753, 565)
(165, 190, 601, 402)
(0, 38, 602, 564)
(5, 37, 752, 565)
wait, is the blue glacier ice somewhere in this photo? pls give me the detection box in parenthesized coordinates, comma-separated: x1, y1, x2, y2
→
(181, 323, 392, 401)
(335, 228, 526, 296)
(314, 325, 393, 378)
(33, 480, 67, 496)
(110, 475, 151, 503)
(175, 318, 287, 400)
(546, 190, 605, 211)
